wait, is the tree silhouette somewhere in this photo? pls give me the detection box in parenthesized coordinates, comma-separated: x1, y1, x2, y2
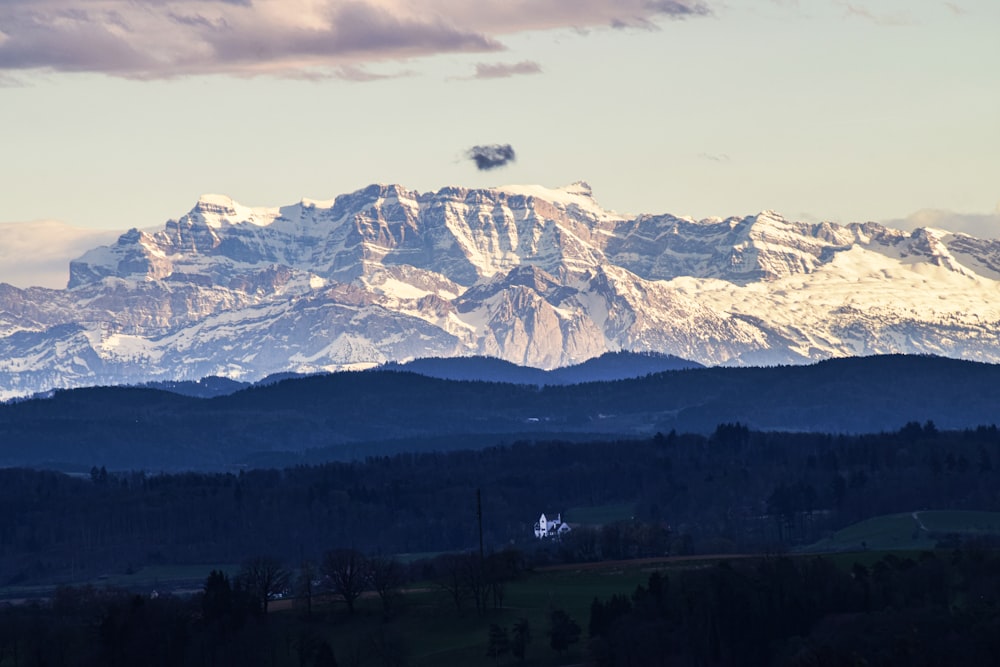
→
(314, 641, 338, 667)
(368, 554, 406, 618)
(511, 618, 531, 663)
(548, 608, 581, 655)
(486, 624, 509, 666)
(322, 549, 369, 615)
(239, 556, 290, 615)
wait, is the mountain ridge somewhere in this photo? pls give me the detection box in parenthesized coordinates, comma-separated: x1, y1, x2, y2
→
(2, 182, 1000, 398)
(2, 353, 998, 471)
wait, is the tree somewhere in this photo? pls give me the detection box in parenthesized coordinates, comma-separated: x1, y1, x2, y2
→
(368, 554, 406, 618)
(322, 549, 369, 615)
(485, 549, 523, 609)
(201, 569, 254, 636)
(548, 608, 581, 655)
(202, 569, 234, 624)
(369, 626, 408, 667)
(486, 624, 510, 666)
(239, 556, 290, 615)
(314, 641, 339, 667)
(295, 559, 318, 620)
(511, 618, 531, 663)
(434, 553, 469, 611)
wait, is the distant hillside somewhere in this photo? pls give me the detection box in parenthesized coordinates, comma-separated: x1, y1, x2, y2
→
(381, 351, 701, 384)
(135, 376, 250, 398)
(1, 354, 999, 471)
(546, 350, 703, 383)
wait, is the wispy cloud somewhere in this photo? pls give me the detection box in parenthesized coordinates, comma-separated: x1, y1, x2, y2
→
(884, 207, 1000, 238)
(0, 72, 25, 87)
(0, 0, 713, 80)
(698, 152, 731, 162)
(835, 1, 914, 26)
(0, 221, 122, 289)
(943, 2, 968, 16)
(472, 60, 542, 80)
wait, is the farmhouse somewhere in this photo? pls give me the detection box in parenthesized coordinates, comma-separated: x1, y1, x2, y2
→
(533, 512, 571, 539)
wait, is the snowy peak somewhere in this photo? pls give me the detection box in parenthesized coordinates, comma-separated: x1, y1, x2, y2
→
(189, 194, 279, 228)
(65, 185, 1000, 292)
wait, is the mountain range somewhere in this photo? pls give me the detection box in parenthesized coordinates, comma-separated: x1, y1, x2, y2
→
(2, 181, 1000, 398)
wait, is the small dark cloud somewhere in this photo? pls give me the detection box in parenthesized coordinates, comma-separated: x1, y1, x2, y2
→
(167, 12, 229, 31)
(611, 2, 708, 30)
(467, 144, 516, 171)
(610, 17, 659, 30)
(473, 60, 541, 79)
(646, 1, 712, 18)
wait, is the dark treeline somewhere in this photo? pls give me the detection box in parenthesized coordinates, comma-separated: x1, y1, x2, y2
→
(4, 547, 1000, 667)
(0, 547, 523, 667)
(0, 578, 330, 667)
(4, 422, 1000, 585)
(588, 549, 1000, 666)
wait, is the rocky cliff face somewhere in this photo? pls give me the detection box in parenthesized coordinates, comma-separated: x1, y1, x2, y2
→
(3, 182, 1000, 398)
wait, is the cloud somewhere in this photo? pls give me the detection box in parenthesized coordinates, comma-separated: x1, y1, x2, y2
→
(472, 60, 541, 79)
(646, 0, 712, 17)
(0, 221, 122, 289)
(467, 144, 516, 171)
(884, 207, 1000, 239)
(698, 152, 730, 162)
(0, 72, 24, 87)
(0, 0, 713, 79)
(835, 1, 914, 26)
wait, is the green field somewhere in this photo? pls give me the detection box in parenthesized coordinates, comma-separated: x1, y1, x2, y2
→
(0, 563, 237, 601)
(805, 510, 1000, 553)
(91, 563, 238, 590)
(564, 502, 635, 526)
(322, 555, 722, 667)
(8, 506, 1000, 665)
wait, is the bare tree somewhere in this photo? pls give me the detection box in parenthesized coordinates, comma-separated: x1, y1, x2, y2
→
(294, 559, 318, 620)
(463, 552, 490, 615)
(239, 556, 290, 615)
(434, 553, 469, 611)
(322, 548, 369, 615)
(368, 554, 406, 618)
(485, 548, 523, 610)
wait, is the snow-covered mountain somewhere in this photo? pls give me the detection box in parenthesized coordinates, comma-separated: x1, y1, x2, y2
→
(2, 181, 1000, 399)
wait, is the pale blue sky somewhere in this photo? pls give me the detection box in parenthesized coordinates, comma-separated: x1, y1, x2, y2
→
(1, 0, 997, 235)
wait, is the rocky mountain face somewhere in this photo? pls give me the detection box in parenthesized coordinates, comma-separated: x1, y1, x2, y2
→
(2, 182, 1000, 398)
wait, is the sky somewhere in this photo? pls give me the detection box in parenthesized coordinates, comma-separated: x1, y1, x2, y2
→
(1, 0, 998, 275)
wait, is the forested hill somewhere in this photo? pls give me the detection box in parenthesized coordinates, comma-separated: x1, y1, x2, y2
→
(1, 354, 999, 471)
(379, 350, 701, 384)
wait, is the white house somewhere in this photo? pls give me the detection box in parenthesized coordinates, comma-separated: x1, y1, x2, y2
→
(533, 512, 572, 539)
